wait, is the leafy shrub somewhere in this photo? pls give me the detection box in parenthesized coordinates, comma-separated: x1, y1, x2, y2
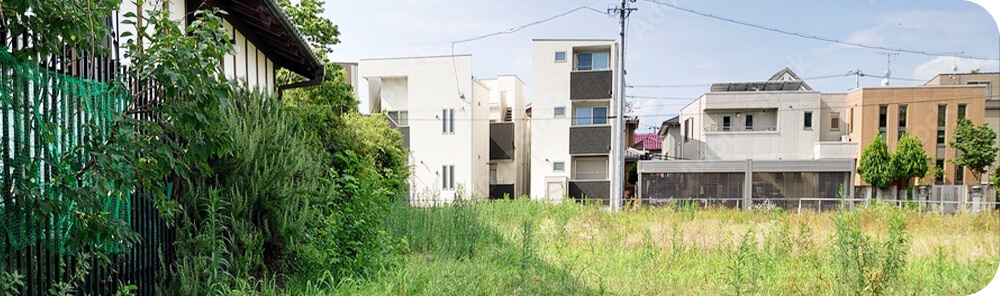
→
(173, 90, 328, 294)
(830, 207, 909, 295)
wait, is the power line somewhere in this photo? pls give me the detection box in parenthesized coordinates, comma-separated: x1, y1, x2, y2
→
(640, 0, 1000, 61)
(628, 73, 858, 89)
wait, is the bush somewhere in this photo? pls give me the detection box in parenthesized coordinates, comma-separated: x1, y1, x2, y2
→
(830, 207, 909, 295)
(172, 90, 328, 294)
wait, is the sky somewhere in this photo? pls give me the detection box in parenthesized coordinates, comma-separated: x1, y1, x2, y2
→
(322, 0, 1000, 134)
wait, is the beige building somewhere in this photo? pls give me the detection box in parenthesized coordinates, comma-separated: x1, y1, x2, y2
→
(845, 85, 987, 185)
(924, 72, 999, 184)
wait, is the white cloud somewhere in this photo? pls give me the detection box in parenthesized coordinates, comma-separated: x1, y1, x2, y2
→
(911, 56, 1000, 80)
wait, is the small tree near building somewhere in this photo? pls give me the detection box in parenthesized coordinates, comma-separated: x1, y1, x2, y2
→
(950, 118, 999, 184)
(890, 133, 930, 187)
(859, 134, 894, 190)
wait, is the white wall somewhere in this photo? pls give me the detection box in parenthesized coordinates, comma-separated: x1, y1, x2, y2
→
(116, 3, 275, 94)
(530, 40, 618, 200)
(680, 91, 826, 161)
(360, 56, 488, 203)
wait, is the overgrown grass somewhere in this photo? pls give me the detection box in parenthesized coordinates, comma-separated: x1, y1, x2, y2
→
(288, 200, 999, 295)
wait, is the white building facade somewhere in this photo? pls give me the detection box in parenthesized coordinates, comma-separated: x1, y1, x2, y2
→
(529, 39, 621, 202)
(360, 56, 529, 204)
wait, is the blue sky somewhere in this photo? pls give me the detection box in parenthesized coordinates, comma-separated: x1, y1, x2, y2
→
(324, 0, 999, 133)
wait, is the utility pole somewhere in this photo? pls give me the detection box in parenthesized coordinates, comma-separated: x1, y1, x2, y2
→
(609, 0, 636, 212)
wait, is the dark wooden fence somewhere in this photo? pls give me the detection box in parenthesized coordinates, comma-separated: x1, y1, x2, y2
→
(2, 14, 175, 295)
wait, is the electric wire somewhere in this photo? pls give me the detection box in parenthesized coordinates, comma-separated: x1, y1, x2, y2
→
(640, 0, 999, 61)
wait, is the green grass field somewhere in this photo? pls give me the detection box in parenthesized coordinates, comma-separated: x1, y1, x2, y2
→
(288, 200, 999, 295)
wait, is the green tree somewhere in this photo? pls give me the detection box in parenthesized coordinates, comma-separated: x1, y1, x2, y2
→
(859, 134, 894, 189)
(277, 0, 358, 114)
(950, 118, 999, 183)
(890, 133, 931, 187)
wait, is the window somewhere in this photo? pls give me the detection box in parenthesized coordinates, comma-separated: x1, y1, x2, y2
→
(722, 116, 732, 131)
(684, 118, 691, 142)
(937, 105, 947, 127)
(489, 164, 498, 184)
(804, 111, 813, 129)
(573, 157, 608, 180)
(958, 104, 967, 120)
(555, 51, 567, 63)
(387, 110, 408, 126)
(575, 106, 608, 125)
(849, 108, 854, 133)
(442, 109, 455, 134)
(553, 162, 565, 172)
(554, 106, 566, 118)
(442, 165, 455, 190)
(575, 52, 609, 71)
(878, 105, 888, 129)
(937, 105, 947, 146)
(898, 105, 907, 129)
(830, 112, 840, 131)
(745, 114, 754, 130)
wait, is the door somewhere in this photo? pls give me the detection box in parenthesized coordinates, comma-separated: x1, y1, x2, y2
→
(547, 182, 564, 201)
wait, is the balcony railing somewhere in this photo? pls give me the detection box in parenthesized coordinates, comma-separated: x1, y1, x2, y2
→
(704, 125, 777, 132)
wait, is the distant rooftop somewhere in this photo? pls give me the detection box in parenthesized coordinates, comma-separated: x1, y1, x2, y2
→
(710, 81, 806, 92)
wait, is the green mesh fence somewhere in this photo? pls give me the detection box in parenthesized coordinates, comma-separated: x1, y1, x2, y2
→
(0, 48, 132, 256)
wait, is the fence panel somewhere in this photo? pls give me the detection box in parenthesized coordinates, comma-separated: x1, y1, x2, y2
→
(1, 38, 173, 294)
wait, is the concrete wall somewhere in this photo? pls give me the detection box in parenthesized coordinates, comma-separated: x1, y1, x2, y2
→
(360, 55, 489, 202)
(530, 40, 618, 200)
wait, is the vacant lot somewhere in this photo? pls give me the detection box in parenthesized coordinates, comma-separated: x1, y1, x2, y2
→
(290, 200, 999, 295)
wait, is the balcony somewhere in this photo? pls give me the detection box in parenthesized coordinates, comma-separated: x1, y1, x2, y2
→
(704, 125, 778, 133)
(571, 70, 613, 100)
(490, 122, 514, 160)
(489, 184, 515, 200)
(570, 125, 611, 155)
(569, 180, 610, 202)
(386, 114, 409, 149)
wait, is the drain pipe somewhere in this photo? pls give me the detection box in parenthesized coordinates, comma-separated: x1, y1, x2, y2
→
(278, 67, 325, 100)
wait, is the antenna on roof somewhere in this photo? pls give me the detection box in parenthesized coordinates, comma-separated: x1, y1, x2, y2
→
(846, 69, 864, 89)
(875, 52, 900, 86)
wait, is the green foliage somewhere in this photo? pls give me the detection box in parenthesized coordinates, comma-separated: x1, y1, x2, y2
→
(859, 134, 893, 189)
(727, 228, 761, 296)
(890, 133, 931, 186)
(992, 168, 999, 188)
(950, 118, 999, 182)
(172, 90, 327, 294)
(1, 271, 25, 296)
(831, 207, 909, 295)
(1, 0, 121, 58)
(276, 0, 358, 114)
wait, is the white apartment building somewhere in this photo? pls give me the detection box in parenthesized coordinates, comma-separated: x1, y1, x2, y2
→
(360, 55, 528, 204)
(482, 76, 531, 199)
(530, 39, 621, 202)
(665, 68, 856, 161)
(645, 69, 857, 209)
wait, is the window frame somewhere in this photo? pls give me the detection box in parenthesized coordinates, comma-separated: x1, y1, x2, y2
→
(830, 112, 840, 132)
(442, 108, 456, 134)
(574, 51, 610, 71)
(721, 115, 732, 131)
(803, 111, 813, 130)
(555, 51, 567, 63)
(574, 106, 609, 126)
(554, 106, 566, 118)
(553, 161, 565, 172)
(745, 114, 754, 131)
